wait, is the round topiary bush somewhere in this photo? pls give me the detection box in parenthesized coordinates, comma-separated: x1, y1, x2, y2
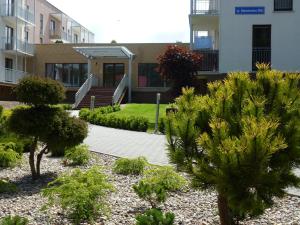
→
(15, 76, 65, 106)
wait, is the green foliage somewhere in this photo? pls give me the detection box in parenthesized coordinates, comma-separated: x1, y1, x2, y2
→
(64, 145, 90, 166)
(142, 166, 187, 192)
(133, 181, 167, 208)
(80, 108, 149, 132)
(0, 216, 28, 225)
(133, 166, 186, 208)
(113, 157, 148, 175)
(0, 179, 18, 193)
(42, 167, 114, 225)
(165, 68, 300, 224)
(79, 105, 121, 120)
(158, 118, 165, 134)
(15, 76, 65, 106)
(8, 77, 87, 179)
(9, 106, 88, 157)
(135, 208, 175, 225)
(0, 142, 22, 168)
(55, 104, 72, 110)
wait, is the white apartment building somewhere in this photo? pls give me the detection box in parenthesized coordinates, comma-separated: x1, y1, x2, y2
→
(0, 0, 94, 84)
(190, 0, 300, 73)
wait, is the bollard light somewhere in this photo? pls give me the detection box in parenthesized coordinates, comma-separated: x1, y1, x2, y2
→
(90, 96, 95, 111)
(154, 93, 161, 134)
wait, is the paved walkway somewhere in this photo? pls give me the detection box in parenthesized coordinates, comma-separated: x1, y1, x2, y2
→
(84, 124, 169, 165)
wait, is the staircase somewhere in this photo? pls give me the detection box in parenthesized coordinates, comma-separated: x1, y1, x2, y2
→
(76, 87, 115, 109)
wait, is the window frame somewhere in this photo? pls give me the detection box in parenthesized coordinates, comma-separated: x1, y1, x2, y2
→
(274, 0, 293, 11)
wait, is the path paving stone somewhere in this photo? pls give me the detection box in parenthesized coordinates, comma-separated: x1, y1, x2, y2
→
(84, 124, 169, 165)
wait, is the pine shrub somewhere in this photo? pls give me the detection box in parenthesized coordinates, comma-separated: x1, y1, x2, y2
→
(64, 144, 90, 166)
(0, 216, 28, 225)
(42, 166, 114, 225)
(113, 157, 148, 175)
(135, 208, 175, 225)
(0, 179, 18, 194)
(165, 66, 300, 224)
(0, 142, 22, 168)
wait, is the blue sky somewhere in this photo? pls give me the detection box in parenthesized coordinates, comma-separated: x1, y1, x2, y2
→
(47, 0, 190, 43)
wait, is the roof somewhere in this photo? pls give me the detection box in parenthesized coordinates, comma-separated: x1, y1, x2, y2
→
(73, 46, 135, 59)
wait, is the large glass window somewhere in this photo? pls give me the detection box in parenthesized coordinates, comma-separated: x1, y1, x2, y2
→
(45, 63, 88, 87)
(138, 63, 164, 87)
(274, 0, 293, 11)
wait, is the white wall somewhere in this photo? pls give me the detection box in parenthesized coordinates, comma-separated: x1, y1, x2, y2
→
(219, 0, 300, 72)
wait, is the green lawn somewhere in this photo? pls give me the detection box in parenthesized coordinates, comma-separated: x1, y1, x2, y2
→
(111, 104, 168, 131)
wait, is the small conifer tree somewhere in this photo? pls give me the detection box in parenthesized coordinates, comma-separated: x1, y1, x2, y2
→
(166, 65, 300, 225)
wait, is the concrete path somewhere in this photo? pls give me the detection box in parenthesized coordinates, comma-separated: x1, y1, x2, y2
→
(84, 124, 169, 165)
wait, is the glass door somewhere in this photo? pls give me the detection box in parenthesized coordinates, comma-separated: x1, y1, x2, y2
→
(103, 63, 125, 88)
(252, 25, 271, 71)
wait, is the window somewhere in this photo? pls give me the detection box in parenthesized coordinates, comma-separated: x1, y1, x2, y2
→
(138, 63, 164, 87)
(5, 26, 14, 50)
(25, 31, 29, 43)
(5, 58, 13, 69)
(50, 20, 56, 32)
(45, 63, 88, 87)
(5, 0, 14, 16)
(74, 34, 78, 43)
(274, 0, 293, 11)
(40, 14, 44, 34)
(40, 38, 43, 44)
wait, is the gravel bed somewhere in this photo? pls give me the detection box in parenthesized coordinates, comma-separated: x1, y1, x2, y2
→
(0, 153, 300, 225)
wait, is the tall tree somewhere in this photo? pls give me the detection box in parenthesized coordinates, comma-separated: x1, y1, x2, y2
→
(166, 66, 300, 225)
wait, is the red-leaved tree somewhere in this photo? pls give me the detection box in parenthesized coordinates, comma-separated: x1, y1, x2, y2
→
(157, 45, 202, 95)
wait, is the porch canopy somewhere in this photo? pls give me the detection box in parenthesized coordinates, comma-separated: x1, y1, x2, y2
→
(73, 46, 135, 102)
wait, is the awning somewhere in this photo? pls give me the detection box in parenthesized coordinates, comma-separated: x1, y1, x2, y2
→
(73, 46, 135, 59)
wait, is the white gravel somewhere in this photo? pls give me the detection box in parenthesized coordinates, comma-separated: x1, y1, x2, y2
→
(0, 153, 300, 225)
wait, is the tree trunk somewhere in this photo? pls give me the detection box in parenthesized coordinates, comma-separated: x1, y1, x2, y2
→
(36, 146, 48, 177)
(29, 138, 38, 180)
(217, 194, 232, 225)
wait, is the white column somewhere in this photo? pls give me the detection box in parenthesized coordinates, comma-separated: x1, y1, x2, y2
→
(128, 56, 132, 103)
(88, 58, 92, 75)
(190, 24, 193, 50)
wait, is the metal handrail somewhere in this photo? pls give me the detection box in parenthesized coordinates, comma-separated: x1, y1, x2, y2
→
(0, 3, 34, 24)
(0, 37, 34, 55)
(112, 74, 128, 105)
(0, 66, 28, 84)
(73, 74, 93, 109)
(191, 0, 220, 15)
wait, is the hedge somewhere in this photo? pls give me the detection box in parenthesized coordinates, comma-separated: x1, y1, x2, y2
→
(79, 106, 148, 132)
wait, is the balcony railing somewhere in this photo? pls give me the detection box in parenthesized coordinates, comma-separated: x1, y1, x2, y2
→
(274, 0, 293, 11)
(195, 50, 219, 72)
(191, 0, 219, 15)
(1, 37, 34, 55)
(0, 2, 35, 24)
(50, 30, 72, 42)
(252, 48, 271, 71)
(0, 66, 28, 84)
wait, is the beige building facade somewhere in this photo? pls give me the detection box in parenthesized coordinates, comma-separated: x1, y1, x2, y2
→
(0, 0, 94, 85)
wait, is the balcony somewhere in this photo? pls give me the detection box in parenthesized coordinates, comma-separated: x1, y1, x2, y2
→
(191, 0, 220, 15)
(195, 50, 219, 72)
(0, 66, 28, 84)
(1, 37, 34, 56)
(49, 30, 72, 43)
(252, 48, 271, 71)
(0, 2, 35, 24)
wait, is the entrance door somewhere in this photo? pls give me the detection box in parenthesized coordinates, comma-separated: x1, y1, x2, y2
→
(5, 58, 13, 82)
(103, 63, 125, 88)
(252, 25, 271, 71)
